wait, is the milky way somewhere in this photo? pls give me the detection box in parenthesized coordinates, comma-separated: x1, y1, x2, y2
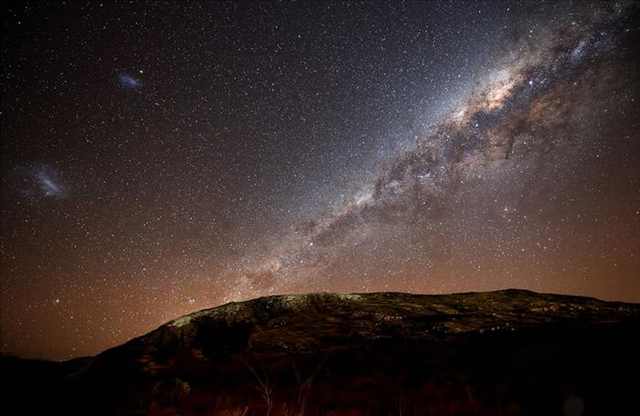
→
(225, 2, 640, 302)
(1, 1, 639, 359)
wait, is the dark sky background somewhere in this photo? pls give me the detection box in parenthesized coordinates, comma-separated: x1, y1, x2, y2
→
(2, 1, 639, 360)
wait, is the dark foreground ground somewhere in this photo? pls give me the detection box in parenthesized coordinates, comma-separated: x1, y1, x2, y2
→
(3, 289, 639, 415)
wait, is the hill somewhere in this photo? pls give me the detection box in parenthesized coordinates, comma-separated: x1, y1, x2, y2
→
(3, 289, 639, 415)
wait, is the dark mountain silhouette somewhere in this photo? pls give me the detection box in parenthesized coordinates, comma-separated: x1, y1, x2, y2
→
(3, 289, 639, 415)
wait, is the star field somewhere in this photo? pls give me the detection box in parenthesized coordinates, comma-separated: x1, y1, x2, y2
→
(1, 1, 639, 360)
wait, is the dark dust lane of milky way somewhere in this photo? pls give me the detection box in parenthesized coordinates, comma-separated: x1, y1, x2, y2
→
(1, 1, 640, 359)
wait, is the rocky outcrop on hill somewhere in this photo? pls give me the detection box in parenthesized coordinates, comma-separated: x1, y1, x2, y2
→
(3, 289, 639, 415)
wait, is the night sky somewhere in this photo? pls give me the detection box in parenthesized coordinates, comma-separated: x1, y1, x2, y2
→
(2, 1, 639, 360)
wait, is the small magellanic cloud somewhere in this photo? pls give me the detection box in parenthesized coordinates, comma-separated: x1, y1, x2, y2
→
(118, 72, 142, 89)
